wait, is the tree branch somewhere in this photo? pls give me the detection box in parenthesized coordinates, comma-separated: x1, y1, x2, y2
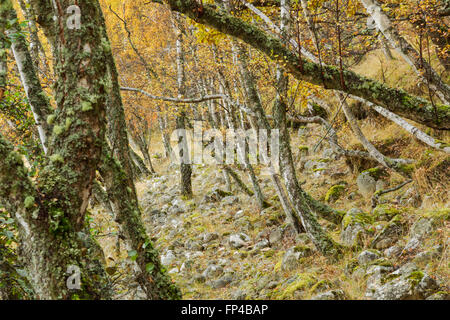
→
(152, 0, 449, 130)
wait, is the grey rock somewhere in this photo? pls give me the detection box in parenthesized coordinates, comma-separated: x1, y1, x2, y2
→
(202, 264, 224, 279)
(366, 263, 440, 300)
(410, 218, 434, 240)
(340, 208, 370, 247)
(232, 290, 246, 300)
(403, 218, 434, 253)
(266, 281, 278, 290)
(322, 148, 337, 159)
(168, 205, 185, 215)
(194, 274, 206, 283)
(375, 179, 387, 192)
(211, 275, 233, 289)
(304, 160, 318, 171)
(365, 265, 395, 293)
(370, 217, 404, 250)
(426, 292, 449, 300)
(356, 172, 376, 198)
(217, 258, 229, 267)
(384, 245, 403, 258)
(281, 246, 313, 271)
(403, 237, 421, 252)
(185, 239, 203, 251)
(168, 267, 179, 274)
(311, 289, 346, 300)
(358, 250, 381, 265)
(161, 250, 176, 266)
(222, 196, 239, 206)
(229, 233, 250, 249)
(180, 260, 194, 273)
(297, 127, 308, 138)
(269, 228, 283, 245)
(203, 232, 219, 243)
(255, 239, 270, 249)
(234, 210, 245, 220)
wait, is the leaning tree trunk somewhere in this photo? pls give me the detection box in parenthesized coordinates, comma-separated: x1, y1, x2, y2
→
(271, 0, 341, 256)
(17, 0, 50, 77)
(97, 2, 181, 299)
(2, 3, 52, 153)
(154, 0, 449, 130)
(99, 145, 181, 300)
(360, 0, 450, 103)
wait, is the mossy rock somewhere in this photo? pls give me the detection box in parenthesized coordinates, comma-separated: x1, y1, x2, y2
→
(422, 208, 450, 223)
(361, 167, 388, 180)
(280, 273, 317, 299)
(263, 249, 276, 258)
(309, 279, 333, 294)
(268, 211, 283, 225)
(325, 185, 346, 203)
(372, 204, 401, 221)
(342, 208, 373, 229)
(370, 215, 405, 250)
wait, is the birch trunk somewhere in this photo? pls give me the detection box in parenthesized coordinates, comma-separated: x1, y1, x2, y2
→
(360, 0, 450, 103)
(2, 3, 51, 153)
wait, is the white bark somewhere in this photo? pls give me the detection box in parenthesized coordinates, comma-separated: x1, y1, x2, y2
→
(360, 0, 450, 103)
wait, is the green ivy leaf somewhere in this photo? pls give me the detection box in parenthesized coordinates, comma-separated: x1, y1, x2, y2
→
(128, 250, 138, 261)
(145, 263, 155, 273)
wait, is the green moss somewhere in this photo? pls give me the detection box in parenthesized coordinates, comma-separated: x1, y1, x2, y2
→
(422, 208, 450, 221)
(325, 185, 346, 203)
(368, 258, 393, 268)
(24, 196, 35, 209)
(407, 270, 424, 286)
(65, 118, 73, 130)
(281, 273, 317, 298)
(309, 279, 332, 294)
(47, 114, 56, 125)
(269, 211, 283, 223)
(53, 125, 64, 136)
(49, 154, 64, 164)
(361, 167, 387, 180)
(396, 163, 415, 175)
(298, 145, 309, 151)
(263, 249, 276, 258)
(342, 209, 373, 229)
(372, 204, 401, 221)
(81, 101, 93, 112)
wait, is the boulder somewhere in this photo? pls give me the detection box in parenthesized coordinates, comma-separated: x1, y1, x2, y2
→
(202, 264, 224, 279)
(229, 233, 250, 249)
(370, 215, 404, 250)
(161, 250, 176, 266)
(211, 274, 233, 289)
(269, 228, 283, 245)
(281, 246, 314, 271)
(358, 250, 381, 265)
(311, 289, 346, 300)
(356, 172, 376, 198)
(366, 263, 440, 300)
(341, 208, 372, 247)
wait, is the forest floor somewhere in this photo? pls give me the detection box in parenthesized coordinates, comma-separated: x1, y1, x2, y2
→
(93, 113, 449, 300)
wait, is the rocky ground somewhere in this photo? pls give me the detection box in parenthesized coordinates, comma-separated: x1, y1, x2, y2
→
(94, 122, 449, 300)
